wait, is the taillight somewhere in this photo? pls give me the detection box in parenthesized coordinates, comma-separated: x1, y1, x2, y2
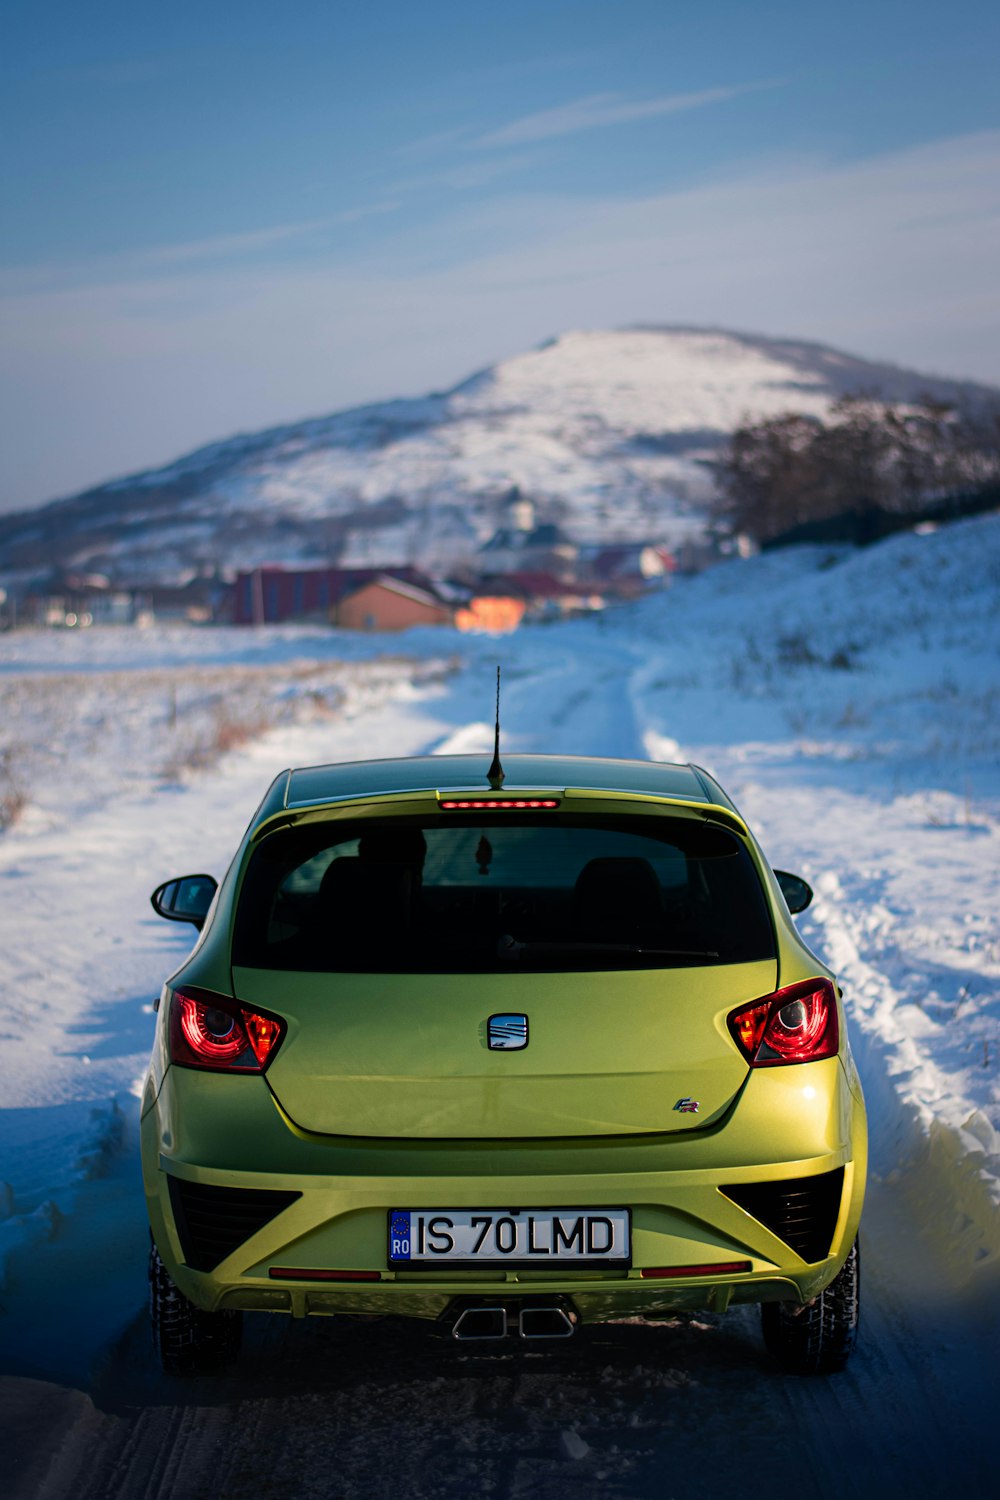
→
(727, 978, 839, 1066)
(169, 988, 285, 1072)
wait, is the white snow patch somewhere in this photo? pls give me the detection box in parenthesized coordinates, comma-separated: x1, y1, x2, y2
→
(560, 1429, 591, 1461)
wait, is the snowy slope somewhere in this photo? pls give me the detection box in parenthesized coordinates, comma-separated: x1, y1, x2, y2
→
(2, 327, 996, 585)
(0, 513, 998, 1497)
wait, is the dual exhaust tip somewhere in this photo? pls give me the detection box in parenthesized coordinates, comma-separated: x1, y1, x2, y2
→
(451, 1302, 576, 1341)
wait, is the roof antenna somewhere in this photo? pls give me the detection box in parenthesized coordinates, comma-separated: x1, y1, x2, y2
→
(487, 665, 505, 790)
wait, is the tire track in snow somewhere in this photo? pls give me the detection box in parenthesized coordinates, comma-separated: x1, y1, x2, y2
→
(421, 644, 649, 764)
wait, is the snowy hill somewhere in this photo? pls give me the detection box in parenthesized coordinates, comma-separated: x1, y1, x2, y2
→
(2, 326, 997, 584)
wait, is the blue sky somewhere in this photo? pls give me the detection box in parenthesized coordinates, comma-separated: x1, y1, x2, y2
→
(2, 0, 999, 509)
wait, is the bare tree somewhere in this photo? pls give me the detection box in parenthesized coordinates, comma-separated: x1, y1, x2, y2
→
(714, 395, 1000, 544)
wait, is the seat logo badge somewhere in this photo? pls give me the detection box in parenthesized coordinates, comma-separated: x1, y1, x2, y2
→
(674, 1097, 700, 1113)
(488, 1014, 529, 1050)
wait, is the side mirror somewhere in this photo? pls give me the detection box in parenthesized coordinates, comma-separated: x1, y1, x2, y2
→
(151, 873, 218, 930)
(774, 869, 813, 914)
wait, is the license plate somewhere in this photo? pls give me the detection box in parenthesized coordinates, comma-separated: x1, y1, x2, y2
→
(387, 1208, 630, 1267)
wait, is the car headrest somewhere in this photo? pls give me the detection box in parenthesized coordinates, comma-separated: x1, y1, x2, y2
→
(318, 857, 415, 935)
(572, 856, 664, 941)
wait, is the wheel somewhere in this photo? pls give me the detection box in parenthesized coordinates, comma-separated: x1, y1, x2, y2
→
(761, 1237, 860, 1375)
(149, 1237, 243, 1375)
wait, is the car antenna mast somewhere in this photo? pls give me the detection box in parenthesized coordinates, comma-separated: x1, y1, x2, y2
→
(487, 665, 505, 790)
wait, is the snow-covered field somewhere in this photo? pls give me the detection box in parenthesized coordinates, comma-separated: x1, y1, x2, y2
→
(1, 513, 998, 1498)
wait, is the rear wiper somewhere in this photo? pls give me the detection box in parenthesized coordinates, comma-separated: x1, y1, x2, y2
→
(496, 936, 719, 962)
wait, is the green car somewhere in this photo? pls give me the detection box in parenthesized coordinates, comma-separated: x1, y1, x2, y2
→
(143, 753, 866, 1375)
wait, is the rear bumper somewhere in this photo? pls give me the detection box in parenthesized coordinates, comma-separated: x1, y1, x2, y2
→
(142, 1057, 867, 1321)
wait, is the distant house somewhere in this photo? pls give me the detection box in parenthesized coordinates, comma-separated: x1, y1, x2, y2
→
(22, 572, 135, 628)
(334, 575, 453, 631)
(454, 595, 527, 635)
(141, 577, 224, 624)
(231, 565, 436, 625)
(478, 524, 579, 580)
(473, 571, 604, 622)
(583, 544, 675, 597)
(477, 492, 579, 580)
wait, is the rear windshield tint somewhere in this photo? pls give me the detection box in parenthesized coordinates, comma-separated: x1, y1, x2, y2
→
(233, 814, 774, 973)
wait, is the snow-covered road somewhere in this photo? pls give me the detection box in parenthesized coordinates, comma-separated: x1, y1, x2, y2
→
(2, 516, 998, 1497)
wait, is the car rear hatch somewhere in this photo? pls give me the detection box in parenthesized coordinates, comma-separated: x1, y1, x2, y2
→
(229, 798, 778, 1139)
(234, 960, 775, 1138)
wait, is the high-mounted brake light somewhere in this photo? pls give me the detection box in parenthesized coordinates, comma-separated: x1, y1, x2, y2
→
(440, 798, 560, 810)
(727, 978, 839, 1067)
(169, 988, 285, 1072)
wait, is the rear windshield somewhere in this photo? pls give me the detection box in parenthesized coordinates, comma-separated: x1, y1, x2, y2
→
(232, 814, 774, 973)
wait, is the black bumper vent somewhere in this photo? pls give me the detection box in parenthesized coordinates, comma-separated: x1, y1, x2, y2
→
(719, 1168, 845, 1264)
(168, 1177, 301, 1272)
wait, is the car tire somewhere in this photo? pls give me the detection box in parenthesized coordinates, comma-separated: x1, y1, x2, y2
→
(761, 1237, 860, 1375)
(149, 1238, 243, 1376)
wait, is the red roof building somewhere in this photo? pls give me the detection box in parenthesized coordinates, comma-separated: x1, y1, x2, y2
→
(231, 565, 435, 625)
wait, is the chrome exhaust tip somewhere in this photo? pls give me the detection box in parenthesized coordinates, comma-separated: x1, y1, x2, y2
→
(451, 1305, 508, 1341)
(518, 1305, 576, 1340)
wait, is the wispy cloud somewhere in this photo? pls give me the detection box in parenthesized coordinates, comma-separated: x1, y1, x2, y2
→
(332, 200, 401, 226)
(0, 204, 402, 292)
(471, 82, 773, 150)
(137, 221, 323, 266)
(142, 203, 401, 263)
(395, 128, 470, 159)
(390, 154, 541, 196)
